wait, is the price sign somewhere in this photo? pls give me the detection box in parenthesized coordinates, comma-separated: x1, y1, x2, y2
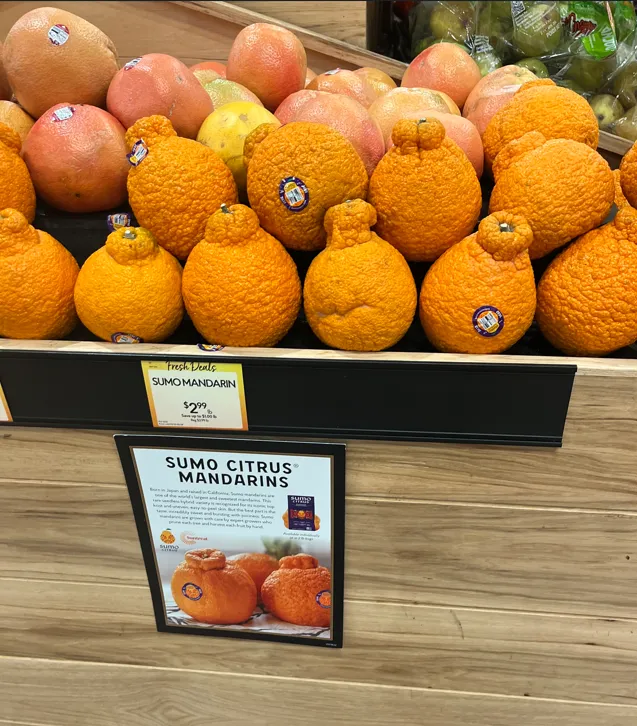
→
(141, 361, 247, 430)
(0, 382, 12, 422)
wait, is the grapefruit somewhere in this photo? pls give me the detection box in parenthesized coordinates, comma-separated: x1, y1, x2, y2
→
(388, 111, 484, 177)
(354, 67, 397, 105)
(402, 43, 481, 108)
(0, 43, 10, 101)
(22, 103, 128, 213)
(107, 54, 213, 139)
(275, 89, 385, 175)
(193, 69, 224, 86)
(369, 87, 461, 150)
(307, 68, 371, 107)
(0, 101, 34, 143)
(190, 60, 226, 78)
(463, 65, 538, 136)
(2, 7, 118, 118)
(227, 23, 306, 111)
(197, 101, 279, 194)
(202, 78, 263, 109)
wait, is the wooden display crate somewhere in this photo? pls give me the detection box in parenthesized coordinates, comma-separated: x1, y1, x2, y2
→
(1, 4, 637, 726)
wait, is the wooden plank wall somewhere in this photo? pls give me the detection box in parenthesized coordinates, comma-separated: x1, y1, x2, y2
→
(0, 1, 637, 724)
(0, 360, 637, 724)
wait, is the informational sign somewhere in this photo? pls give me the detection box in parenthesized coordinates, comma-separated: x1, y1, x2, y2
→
(141, 360, 248, 430)
(116, 435, 345, 648)
(0, 382, 12, 422)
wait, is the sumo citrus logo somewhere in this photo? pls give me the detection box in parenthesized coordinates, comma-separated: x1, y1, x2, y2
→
(160, 529, 175, 544)
(180, 531, 209, 545)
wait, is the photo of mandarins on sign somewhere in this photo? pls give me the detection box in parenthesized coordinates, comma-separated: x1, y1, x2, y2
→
(0, 1, 636, 359)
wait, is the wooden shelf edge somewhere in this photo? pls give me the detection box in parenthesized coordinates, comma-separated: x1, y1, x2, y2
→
(0, 339, 634, 377)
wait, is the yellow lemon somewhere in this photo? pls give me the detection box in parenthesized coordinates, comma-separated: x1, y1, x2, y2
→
(197, 101, 280, 196)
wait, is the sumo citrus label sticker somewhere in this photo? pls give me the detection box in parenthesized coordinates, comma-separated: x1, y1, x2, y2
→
(0, 382, 12, 422)
(141, 360, 248, 430)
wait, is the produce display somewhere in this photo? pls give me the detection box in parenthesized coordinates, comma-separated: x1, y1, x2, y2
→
(0, 4, 637, 357)
(373, 1, 637, 142)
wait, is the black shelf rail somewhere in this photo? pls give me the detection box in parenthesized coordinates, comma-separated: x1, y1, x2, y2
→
(0, 347, 576, 446)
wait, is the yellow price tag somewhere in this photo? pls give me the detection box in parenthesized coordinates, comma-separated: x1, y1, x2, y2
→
(0, 382, 12, 423)
(141, 360, 248, 430)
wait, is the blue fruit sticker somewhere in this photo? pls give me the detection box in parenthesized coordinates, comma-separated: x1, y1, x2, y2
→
(111, 332, 143, 344)
(127, 140, 148, 167)
(279, 177, 309, 212)
(182, 583, 203, 601)
(472, 306, 504, 337)
(106, 213, 131, 232)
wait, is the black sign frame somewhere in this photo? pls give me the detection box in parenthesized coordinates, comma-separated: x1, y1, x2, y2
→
(115, 434, 346, 648)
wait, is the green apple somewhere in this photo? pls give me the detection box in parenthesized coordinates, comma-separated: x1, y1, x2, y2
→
(589, 94, 625, 130)
(429, 4, 469, 42)
(565, 57, 609, 93)
(489, 1, 513, 21)
(475, 50, 502, 76)
(612, 63, 637, 108)
(513, 3, 563, 57)
(613, 106, 637, 142)
(515, 58, 550, 77)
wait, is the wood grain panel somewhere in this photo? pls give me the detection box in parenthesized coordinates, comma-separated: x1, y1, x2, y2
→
(232, 1, 366, 49)
(2, 375, 637, 511)
(1, 656, 636, 726)
(2, 480, 636, 617)
(2, 577, 637, 704)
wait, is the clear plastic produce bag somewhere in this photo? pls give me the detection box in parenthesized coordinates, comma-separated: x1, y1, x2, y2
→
(407, 1, 637, 138)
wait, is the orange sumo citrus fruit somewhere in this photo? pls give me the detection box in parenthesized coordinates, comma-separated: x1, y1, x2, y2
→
(420, 211, 536, 354)
(303, 199, 417, 351)
(171, 548, 257, 625)
(125, 115, 237, 260)
(261, 554, 331, 627)
(489, 131, 614, 259)
(74, 226, 183, 343)
(536, 173, 637, 357)
(227, 553, 279, 601)
(620, 140, 637, 209)
(0, 208, 78, 339)
(182, 203, 301, 347)
(483, 79, 599, 168)
(0, 122, 35, 223)
(244, 121, 368, 251)
(369, 118, 481, 262)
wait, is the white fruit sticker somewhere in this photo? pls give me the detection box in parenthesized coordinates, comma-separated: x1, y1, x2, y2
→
(52, 106, 74, 122)
(48, 24, 70, 46)
(124, 57, 142, 70)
